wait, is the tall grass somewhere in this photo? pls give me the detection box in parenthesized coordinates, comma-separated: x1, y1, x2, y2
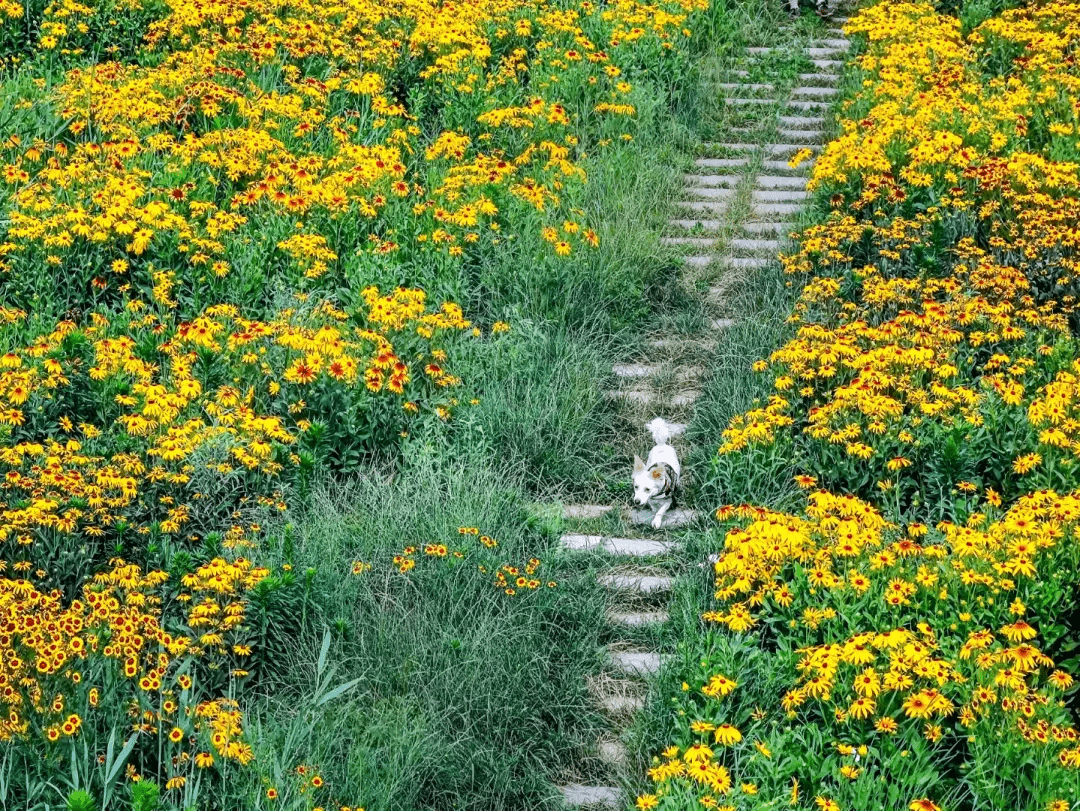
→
(233, 465, 610, 811)
(615, 0, 841, 791)
(688, 259, 805, 511)
(0, 0, 766, 805)
(228, 6, 752, 809)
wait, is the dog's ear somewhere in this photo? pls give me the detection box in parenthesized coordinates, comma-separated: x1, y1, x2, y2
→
(633, 455, 645, 473)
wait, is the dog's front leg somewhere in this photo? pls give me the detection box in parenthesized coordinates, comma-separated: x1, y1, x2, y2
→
(651, 497, 671, 529)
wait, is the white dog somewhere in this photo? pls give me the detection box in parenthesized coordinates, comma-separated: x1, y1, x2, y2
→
(633, 418, 681, 529)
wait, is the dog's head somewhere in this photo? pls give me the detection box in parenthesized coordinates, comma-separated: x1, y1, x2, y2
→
(632, 455, 667, 505)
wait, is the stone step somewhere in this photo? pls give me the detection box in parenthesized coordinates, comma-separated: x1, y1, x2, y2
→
(762, 143, 821, 158)
(777, 129, 824, 144)
(684, 255, 713, 268)
(561, 784, 619, 808)
(780, 115, 826, 128)
(694, 157, 750, 168)
(708, 142, 819, 159)
(730, 67, 831, 84)
(709, 142, 757, 152)
(785, 100, 829, 111)
(614, 363, 649, 378)
(798, 72, 839, 85)
(812, 38, 850, 48)
(563, 503, 698, 527)
(729, 238, 780, 252)
(761, 158, 813, 172)
(727, 256, 772, 270)
(723, 97, 774, 106)
(600, 693, 644, 714)
(599, 739, 628, 768)
(792, 85, 839, 97)
(711, 317, 736, 329)
(563, 505, 614, 520)
(630, 358, 704, 384)
(753, 188, 809, 201)
(751, 202, 804, 216)
(684, 173, 741, 187)
(742, 220, 795, 234)
(678, 200, 729, 213)
(630, 507, 697, 526)
(562, 535, 677, 556)
(746, 47, 845, 57)
(669, 218, 724, 231)
(756, 174, 808, 188)
(614, 362, 701, 380)
(715, 82, 774, 92)
(660, 236, 719, 248)
(598, 572, 674, 592)
(611, 650, 664, 676)
(608, 609, 669, 626)
(685, 186, 736, 200)
(607, 389, 700, 406)
(811, 58, 843, 70)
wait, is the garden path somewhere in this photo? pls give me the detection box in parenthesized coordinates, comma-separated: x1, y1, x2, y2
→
(555, 14, 850, 809)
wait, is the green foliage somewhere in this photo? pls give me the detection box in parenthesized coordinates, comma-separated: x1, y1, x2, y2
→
(67, 789, 98, 811)
(130, 781, 160, 811)
(216, 464, 610, 810)
(0, 0, 735, 805)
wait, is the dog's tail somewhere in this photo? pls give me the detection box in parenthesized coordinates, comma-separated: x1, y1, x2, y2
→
(646, 417, 675, 446)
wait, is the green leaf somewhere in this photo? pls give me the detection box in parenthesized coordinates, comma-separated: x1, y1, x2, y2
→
(317, 628, 331, 678)
(102, 730, 140, 808)
(315, 677, 361, 707)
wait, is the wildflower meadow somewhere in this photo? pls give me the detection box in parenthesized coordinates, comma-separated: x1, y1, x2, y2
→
(5, 0, 1080, 808)
(639, 1, 1080, 810)
(0, 0, 724, 807)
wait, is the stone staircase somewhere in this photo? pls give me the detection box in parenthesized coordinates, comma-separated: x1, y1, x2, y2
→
(556, 16, 849, 811)
(555, 499, 684, 808)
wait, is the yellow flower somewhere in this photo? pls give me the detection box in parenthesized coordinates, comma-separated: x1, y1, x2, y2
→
(875, 716, 898, 734)
(702, 673, 738, 698)
(713, 724, 742, 745)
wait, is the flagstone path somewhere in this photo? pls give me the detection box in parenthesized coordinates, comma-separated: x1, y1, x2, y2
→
(555, 14, 851, 810)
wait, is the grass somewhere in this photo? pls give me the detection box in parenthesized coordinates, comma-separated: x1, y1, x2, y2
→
(216, 4, 761, 809)
(251, 1, 834, 804)
(687, 256, 805, 510)
(0, 0, 837, 805)
(450, 322, 619, 497)
(607, 0, 846, 795)
(236, 464, 611, 811)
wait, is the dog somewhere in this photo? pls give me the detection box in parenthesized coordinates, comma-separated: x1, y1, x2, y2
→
(633, 418, 681, 529)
